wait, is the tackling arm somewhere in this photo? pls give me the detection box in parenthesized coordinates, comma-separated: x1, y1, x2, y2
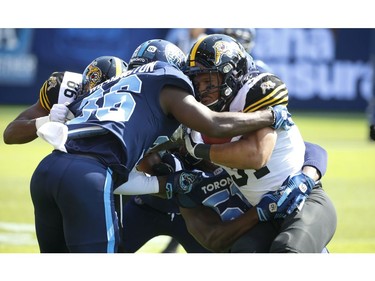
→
(180, 205, 259, 253)
(3, 101, 48, 144)
(161, 86, 276, 138)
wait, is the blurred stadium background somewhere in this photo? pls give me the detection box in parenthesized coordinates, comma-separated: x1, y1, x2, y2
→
(1, 28, 374, 253)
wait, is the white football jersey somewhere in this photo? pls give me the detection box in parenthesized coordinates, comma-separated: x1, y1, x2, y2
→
(223, 126, 305, 206)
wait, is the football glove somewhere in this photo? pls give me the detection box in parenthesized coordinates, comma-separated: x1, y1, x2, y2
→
(269, 105, 295, 130)
(165, 170, 203, 199)
(184, 131, 211, 161)
(50, 103, 74, 122)
(36, 103, 74, 130)
(277, 172, 315, 215)
(152, 152, 184, 176)
(256, 190, 286, 222)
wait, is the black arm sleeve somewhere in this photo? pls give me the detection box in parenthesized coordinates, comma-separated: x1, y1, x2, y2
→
(303, 141, 328, 179)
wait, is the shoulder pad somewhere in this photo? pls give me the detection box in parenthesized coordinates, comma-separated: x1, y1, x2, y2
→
(243, 73, 289, 112)
(39, 72, 65, 111)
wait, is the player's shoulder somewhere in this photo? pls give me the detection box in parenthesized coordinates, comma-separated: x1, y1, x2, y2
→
(45, 71, 82, 88)
(131, 61, 194, 95)
(233, 71, 288, 112)
(246, 71, 285, 91)
(39, 71, 82, 111)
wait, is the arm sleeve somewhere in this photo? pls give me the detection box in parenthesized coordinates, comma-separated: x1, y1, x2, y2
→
(303, 141, 328, 179)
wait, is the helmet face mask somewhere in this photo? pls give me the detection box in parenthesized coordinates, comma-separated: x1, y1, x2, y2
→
(185, 34, 250, 111)
(188, 66, 228, 111)
(128, 39, 186, 70)
(82, 56, 128, 95)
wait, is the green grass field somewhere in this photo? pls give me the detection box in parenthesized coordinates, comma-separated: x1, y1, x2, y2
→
(0, 105, 374, 253)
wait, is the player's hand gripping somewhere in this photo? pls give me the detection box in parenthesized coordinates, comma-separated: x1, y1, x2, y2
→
(165, 170, 203, 199)
(184, 130, 211, 161)
(269, 105, 295, 130)
(277, 172, 315, 215)
(36, 102, 74, 130)
(256, 190, 286, 222)
(50, 103, 74, 123)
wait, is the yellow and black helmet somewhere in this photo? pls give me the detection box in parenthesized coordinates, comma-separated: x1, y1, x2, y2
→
(185, 34, 256, 111)
(82, 56, 128, 95)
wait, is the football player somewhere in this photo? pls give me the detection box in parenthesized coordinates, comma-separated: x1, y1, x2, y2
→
(3, 56, 128, 145)
(30, 39, 293, 253)
(118, 40, 211, 253)
(181, 34, 337, 252)
(132, 140, 329, 252)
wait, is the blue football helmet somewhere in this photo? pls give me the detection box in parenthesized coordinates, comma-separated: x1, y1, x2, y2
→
(223, 28, 256, 53)
(128, 39, 186, 70)
(82, 56, 128, 95)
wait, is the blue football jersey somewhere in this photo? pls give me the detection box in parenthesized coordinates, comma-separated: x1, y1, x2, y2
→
(177, 167, 253, 221)
(65, 61, 194, 179)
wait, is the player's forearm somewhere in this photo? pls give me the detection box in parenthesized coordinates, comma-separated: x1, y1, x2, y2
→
(210, 141, 269, 170)
(182, 207, 259, 252)
(3, 120, 38, 144)
(209, 128, 275, 170)
(204, 208, 259, 252)
(211, 109, 274, 138)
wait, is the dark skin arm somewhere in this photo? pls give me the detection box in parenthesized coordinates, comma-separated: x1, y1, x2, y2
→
(160, 85, 275, 138)
(180, 205, 259, 253)
(3, 101, 49, 144)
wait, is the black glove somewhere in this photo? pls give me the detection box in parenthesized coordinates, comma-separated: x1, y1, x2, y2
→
(152, 153, 184, 176)
(165, 170, 203, 199)
(184, 132, 211, 161)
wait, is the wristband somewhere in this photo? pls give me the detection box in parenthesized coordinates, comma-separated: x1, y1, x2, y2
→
(267, 106, 276, 127)
(35, 116, 50, 130)
(195, 143, 211, 161)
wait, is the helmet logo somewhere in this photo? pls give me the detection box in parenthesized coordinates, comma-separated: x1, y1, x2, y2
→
(179, 172, 198, 193)
(213, 41, 243, 66)
(47, 76, 58, 91)
(146, 46, 157, 53)
(260, 80, 276, 94)
(86, 64, 102, 89)
(165, 43, 185, 70)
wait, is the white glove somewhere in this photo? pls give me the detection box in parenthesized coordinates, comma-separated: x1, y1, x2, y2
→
(36, 122, 68, 152)
(35, 103, 74, 130)
(170, 125, 188, 142)
(184, 130, 211, 160)
(50, 103, 74, 122)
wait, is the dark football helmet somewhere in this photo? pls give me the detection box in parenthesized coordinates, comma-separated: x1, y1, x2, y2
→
(82, 56, 128, 94)
(128, 39, 186, 70)
(223, 28, 256, 53)
(185, 34, 256, 111)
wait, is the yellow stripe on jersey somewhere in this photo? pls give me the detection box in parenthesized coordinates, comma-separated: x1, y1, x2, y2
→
(114, 57, 122, 76)
(243, 84, 289, 113)
(39, 80, 51, 111)
(188, 36, 207, 67)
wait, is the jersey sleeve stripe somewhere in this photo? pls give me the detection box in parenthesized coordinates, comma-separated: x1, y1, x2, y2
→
(243, 86, 289, 112)
(39, 81, 51, 111)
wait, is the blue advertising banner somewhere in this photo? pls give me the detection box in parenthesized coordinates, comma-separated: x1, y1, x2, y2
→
(252, 29, 373, 111)
(0, 28, 373, 112)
